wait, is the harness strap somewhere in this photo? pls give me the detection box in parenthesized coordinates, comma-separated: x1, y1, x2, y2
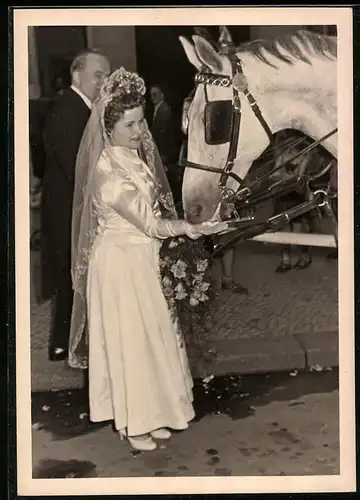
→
(236, 127, 338, 200)
(211, 190, 328, 259)
(243, 89, 273, 142)
(219, 54, 242, 190)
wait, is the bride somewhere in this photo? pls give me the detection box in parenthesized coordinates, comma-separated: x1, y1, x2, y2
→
(68, 67, 230, 452)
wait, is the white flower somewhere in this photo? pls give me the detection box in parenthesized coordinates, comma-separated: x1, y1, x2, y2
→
(162, 276, 173, 298)
(162, 276, 172, 287)
(175, 282, 188, 300)
(199, 281, 210, 292)
(175, 282, 185, 293)
(196, 259, 208, 272)
(169, 240, 178, 248)
(199, 293, 209, 302)
(192, 273, 204, 284)
(190, 296, 199, 306)
(159, 259, 166, 268)
(170, 259, 187, 279)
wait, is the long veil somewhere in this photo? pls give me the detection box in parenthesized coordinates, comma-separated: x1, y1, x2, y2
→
(68, 97, 177, 369)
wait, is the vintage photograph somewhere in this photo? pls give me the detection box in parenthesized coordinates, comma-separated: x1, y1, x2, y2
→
(13, 6, 355, 496)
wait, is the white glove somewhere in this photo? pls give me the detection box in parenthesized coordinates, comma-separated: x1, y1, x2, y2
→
(185, 220, 231, 240)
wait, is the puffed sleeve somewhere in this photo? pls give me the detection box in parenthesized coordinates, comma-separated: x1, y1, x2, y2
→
(103, 173, 188, 239)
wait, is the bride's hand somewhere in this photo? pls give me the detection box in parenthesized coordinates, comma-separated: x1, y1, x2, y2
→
(185, 220, 233, 239)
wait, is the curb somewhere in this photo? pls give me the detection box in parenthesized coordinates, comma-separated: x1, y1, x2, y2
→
(208, 330, 338, 376)
(30, 330, 338, 393)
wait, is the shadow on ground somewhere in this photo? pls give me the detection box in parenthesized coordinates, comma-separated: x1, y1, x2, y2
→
(32, 368, 338, 440)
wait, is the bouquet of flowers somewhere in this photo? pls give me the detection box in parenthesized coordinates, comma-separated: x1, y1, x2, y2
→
(159, 234, 217, 376)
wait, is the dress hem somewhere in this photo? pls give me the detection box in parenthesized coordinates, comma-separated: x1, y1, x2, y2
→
(90, 413, 196, 435)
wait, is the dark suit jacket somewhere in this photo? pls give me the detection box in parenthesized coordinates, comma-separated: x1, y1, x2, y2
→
(41, 88, 91, 299)
(151, 101, 178, 164)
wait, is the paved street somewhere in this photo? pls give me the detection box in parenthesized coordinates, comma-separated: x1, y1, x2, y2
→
(32, 369, 339, 478)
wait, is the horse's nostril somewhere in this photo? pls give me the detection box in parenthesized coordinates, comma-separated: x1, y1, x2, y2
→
(193, 204, 204, 217)
(194, 204, 204, 217)
(186, 203, 205, 222)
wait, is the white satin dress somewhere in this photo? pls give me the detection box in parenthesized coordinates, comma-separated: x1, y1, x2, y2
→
(87, 145, 195, 436)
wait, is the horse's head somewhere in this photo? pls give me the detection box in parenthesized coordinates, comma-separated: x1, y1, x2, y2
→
(179, 26, 337, 223)
(179, 27, 271, 223)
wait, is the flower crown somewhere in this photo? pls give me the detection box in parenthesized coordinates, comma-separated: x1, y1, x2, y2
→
(99, 67, 146, 139)
(100, 67, 146, 107)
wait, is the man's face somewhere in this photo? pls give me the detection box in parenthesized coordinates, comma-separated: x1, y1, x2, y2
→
(76, 53, 111, 102)
(150, 86, 163, 106)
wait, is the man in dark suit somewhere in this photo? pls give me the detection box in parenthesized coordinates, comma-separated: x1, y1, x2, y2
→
(150, 84, 178, 167)
(41, 49, 111, 361)
(150, 84, 180, 202)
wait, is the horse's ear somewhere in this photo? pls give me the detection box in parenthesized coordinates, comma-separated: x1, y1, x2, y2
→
(192, 35, 224, 73)
(179, 36, 203, 71)
(218, 26, 233, 45)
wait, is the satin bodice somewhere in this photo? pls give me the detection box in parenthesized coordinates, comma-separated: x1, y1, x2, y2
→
(91, 145, 185, 244)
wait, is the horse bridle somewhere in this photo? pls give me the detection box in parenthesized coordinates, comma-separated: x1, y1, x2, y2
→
(179, 45, 273, 204)
(179, 43, 338, 207)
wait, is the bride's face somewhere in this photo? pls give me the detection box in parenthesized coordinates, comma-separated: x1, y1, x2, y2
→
(111, 106, 146, 150)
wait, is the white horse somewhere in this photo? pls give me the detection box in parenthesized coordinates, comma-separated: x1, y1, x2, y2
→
(179, 27, 337, 223)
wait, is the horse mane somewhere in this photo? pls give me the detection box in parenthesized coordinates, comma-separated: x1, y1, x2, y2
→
(236, 29, 337, 67)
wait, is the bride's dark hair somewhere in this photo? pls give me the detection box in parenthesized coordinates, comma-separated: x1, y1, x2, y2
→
(104, 88, 145, 136)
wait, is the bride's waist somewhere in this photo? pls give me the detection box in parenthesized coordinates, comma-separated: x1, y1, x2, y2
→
(95, 222, 154, 245)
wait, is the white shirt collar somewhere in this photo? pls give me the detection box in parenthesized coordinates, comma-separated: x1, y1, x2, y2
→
(153, 100, 163, 117)
(71, 85, 92, 109)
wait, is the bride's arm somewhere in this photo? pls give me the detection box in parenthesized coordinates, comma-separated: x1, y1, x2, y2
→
(101, 174, 228, 240)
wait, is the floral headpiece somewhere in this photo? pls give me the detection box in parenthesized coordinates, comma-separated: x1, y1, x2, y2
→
(99, 67, 146, 138)
(100, 67, 146, 105)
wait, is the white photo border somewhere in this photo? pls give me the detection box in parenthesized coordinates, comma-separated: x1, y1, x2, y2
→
(13, 6, 355, 496)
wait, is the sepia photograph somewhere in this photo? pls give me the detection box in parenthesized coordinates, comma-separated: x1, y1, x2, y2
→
(12, 6, 355, 496)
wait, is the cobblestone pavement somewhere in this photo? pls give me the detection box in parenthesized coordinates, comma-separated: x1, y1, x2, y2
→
(210, 243, 338, 341)
(30, 244, 338, 347)
(31, 370, 339, 482)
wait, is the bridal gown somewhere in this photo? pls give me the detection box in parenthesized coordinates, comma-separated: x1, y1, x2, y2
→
(87, 145, 195, 436)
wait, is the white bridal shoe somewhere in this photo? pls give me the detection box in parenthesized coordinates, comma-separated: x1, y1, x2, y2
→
(120, 431, 157, 451)
(150, 428, 172, 440)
